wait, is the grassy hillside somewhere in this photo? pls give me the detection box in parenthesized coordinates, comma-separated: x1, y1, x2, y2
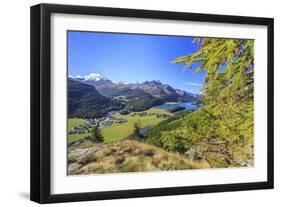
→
(68, 140, 210, 175)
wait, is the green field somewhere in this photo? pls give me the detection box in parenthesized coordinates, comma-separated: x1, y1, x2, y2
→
(102, 108, 171, 143)
(67, 118, 90, 144)
(68, 132, 91, 144)
(141, 107, 172, 115)
(67, 108, 172, 144)
(68, 118, 87, 132)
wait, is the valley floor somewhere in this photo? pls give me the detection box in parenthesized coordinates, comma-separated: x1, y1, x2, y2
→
(68, 107, 172, 144)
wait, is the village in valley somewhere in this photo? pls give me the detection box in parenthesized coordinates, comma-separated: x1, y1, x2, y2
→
(68, 110, 171, 139)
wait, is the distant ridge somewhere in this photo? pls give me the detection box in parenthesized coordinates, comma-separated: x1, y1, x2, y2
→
(69, 73, 199, 102)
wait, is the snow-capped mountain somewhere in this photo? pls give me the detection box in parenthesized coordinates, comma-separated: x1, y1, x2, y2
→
(70, 73, 108, 82)
(112, 80, 127, 84)
(69, 73, 114, 90)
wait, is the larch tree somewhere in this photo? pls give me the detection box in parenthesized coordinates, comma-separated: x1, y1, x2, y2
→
(173, 38, 254, 166)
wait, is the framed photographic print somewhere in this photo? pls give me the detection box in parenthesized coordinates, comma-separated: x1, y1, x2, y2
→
(30, 3, 274, 203)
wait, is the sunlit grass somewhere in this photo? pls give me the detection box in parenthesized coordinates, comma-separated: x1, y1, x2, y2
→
(102, 108, 172, 143)
(68, 118, 87, 132)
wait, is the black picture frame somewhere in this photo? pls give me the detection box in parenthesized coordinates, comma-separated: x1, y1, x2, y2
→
(30, 3, 274, 204)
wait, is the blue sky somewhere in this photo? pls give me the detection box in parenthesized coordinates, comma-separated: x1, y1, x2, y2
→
(68, 31, 206, 94)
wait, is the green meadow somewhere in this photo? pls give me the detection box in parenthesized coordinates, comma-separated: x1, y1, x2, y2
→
(67, 108, 172, 144)
(67, 118, 87, 132)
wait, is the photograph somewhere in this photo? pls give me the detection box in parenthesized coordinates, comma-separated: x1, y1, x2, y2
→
(67, 31, 254, 175)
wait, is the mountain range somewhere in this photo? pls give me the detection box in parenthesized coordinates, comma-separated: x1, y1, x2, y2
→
(69, 73, 199, 102)
(68, 73, 200, 118)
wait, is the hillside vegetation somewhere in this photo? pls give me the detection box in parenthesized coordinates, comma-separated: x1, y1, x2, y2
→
(68, 140, 210, 175)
